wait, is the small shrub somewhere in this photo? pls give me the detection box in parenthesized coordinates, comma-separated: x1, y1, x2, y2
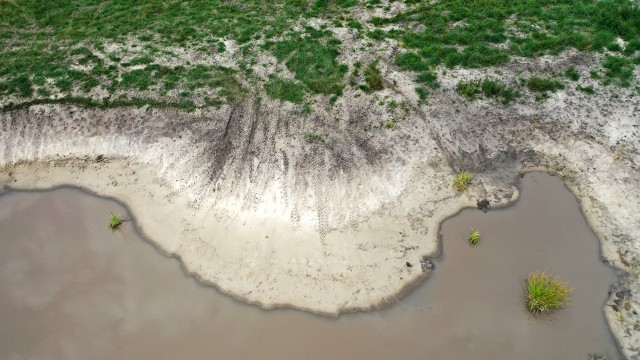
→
(108, 213, 124, 231)
(526, 77, 565, 93)
(468, 228, 480, 245)
(453, 171, 472, 192)
(525, 272, 572, 313)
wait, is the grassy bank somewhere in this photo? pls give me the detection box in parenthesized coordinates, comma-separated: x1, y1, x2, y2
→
(1, 0, 638, 110)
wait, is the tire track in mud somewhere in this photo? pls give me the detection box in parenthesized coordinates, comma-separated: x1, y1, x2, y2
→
(312, 148, 329, 253)
(278, 149, 290, 211)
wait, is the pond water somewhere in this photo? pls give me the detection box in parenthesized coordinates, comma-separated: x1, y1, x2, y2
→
(0, 173, 620, 360)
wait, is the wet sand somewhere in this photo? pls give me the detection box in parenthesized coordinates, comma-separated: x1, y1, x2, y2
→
(0, 173, 620, 359)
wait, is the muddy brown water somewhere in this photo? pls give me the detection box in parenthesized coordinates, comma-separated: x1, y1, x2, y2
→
(0, 173, 620, 360)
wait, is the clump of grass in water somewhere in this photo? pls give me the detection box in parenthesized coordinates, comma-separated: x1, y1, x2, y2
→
(468, 228, 480, 245)
(108, 213, 124, 231)
(525, 272, 572, 313)
(453, 171, 472, 192)
(589, 355, 608, 360)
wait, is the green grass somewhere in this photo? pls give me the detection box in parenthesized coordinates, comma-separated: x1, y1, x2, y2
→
(108, 213, 124, 231)
(468, 228, 480, 245)
(602, 55, 636, 87)
(457, 81, 481, 100)
(453, 171, 472, 192)
(415, 86, 429, 101)
(0, 0, 638, 109)
(268, 32, 347, 96)
(364, 60, 384, 91)
(525, 272, 572, 313)
(264, 77, 306, 104)
(416, 71, 440, 89)
(0, 0, 348, 107)
(457, 79, 520, 104)
(564, 67, 581, 81)
(383, 0, 639, 94)
(526, 77, 565, 93)
(577, 85, 596, 95)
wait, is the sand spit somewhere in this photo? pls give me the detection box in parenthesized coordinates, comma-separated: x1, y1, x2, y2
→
(0, 84, 639, 356)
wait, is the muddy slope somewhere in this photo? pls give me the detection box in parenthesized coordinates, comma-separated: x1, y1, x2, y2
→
(1, 56, 639, 356)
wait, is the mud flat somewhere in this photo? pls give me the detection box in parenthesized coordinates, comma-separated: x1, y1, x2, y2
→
(0, 173, 622, 359)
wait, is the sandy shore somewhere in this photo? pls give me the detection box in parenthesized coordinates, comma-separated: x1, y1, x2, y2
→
(1, 60, 639, 357)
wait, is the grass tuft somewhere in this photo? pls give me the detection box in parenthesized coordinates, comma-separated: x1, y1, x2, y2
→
(364, 60, 384, 91)
(457, 79, 520, 104)
(526, 77, 565, 93)
(468, 228, 480, 245)
(525, 272, 572, 313)
(453, 171, 472, 192)
(577, 85, 595, 95)
(108, 213, 124, 231)
(564, 67, 581, 81)
(457, 81, 480, 100)
(304, 132, 326, 144)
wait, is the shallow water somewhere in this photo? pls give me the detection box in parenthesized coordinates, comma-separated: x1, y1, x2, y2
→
(0, 173, 620, 360)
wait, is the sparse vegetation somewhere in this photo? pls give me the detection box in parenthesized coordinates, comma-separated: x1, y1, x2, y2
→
(380, 0, 639, 95)
(457, 79, 520, 104)
(457, 82, 481, 100)
(468, 228, 480, 245)
(590, 355, 607, 360)
(415, 87, 429, 102)
(0, 1, 349, 108)
(364, 60, 384, 91)
(304, 132, 326, 144)
(1, 0, 638, 109)
(453, 171, 472, 192)
(577, 85, 596, 95)
(564, 67, 581, 81)
(108, 213, 124, 231)
(525, 272, 572, 313)
(526, 77, 565, 93)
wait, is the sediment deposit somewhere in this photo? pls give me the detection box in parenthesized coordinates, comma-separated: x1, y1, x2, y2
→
(1, 52, 639, 357)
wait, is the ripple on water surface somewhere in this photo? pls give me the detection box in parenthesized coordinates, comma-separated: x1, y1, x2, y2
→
(0, 173, 621, 360)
